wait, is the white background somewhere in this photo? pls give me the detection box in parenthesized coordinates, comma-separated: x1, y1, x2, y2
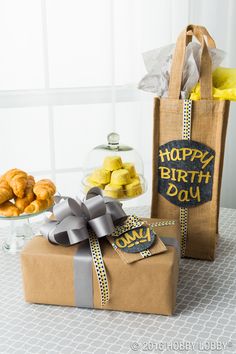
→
(0, 0, 235, 208)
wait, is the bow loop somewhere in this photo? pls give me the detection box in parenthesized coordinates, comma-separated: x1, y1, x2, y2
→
(85, 186, 103, 199)
(54, 198, 83, 221)
(82, 195, 106, 219)
(105, 200, 127, 225)
(40, 188, 127, 246)
(89, 214, 114, 238)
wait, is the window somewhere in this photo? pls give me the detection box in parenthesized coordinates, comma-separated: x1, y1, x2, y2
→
(0, 0, 234, 207)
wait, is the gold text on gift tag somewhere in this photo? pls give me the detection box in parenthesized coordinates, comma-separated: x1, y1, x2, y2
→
(114, 226, 156, 253)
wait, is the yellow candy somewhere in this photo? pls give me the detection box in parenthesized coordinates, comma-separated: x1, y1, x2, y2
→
(91, 168, 111, 184)
(122, 163, 136, 177)
(132, 174, 141, 182)
(86, 176, 104, 189)
(104, 184, 124, 198)
(125, 179, 142, 197)
(111, 169, 131, 185)
(103, 156, 123, 171)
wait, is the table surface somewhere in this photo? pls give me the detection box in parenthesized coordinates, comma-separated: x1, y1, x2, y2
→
(0, 206, 236, 354)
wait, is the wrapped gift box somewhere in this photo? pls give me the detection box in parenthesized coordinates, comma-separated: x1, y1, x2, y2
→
(21, 218, 180, 315)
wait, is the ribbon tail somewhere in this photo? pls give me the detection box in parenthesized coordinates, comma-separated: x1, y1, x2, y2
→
(88, 234, 110, 307)
(74, 242, 93, 308)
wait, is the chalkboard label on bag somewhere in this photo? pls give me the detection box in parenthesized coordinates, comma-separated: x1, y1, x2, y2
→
(158, 140, 215, 207)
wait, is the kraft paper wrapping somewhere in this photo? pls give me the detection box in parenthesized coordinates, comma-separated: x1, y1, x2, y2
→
(21, 218, 180, 316)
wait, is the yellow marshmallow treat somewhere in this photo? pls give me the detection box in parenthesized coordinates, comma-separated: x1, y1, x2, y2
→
(104, 184, 124, 198)
(111, 169, 131, 185)
(125, 179, 142, 197)
(91, 168, 111, 184)
(84, 155, 144, 199)
(86, 176, 104, 189)
(103, 156, 123, 171)
(122, 162, 136, 178)
(132, 175, 140, 182)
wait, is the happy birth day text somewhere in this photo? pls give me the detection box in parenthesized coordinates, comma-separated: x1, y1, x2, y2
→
(158, 146, 214, 203)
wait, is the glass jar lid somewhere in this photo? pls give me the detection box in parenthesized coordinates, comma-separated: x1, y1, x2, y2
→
(94, 132, 132, 152)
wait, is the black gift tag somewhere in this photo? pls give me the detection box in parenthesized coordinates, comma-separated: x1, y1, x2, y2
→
(158, 140, 215, 208)
(114, 226, 156, 253)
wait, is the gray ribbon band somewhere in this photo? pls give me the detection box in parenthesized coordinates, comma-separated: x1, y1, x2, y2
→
(74, 242, 93, 308)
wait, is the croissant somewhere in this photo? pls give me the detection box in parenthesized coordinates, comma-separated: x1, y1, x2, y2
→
(33, 179, 56, 200)
(24, 197, 53, 214)
(15, 175, 35, 212)
(0, 180, 14, 204)
(2, 168, 27, 198)
(0, 201, 20, 217)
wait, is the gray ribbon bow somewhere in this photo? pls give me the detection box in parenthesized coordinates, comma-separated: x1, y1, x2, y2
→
(40, 187, 127, 246)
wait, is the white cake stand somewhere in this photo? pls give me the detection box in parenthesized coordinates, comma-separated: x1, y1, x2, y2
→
(1, 210, 48, 254)
(1, 195, 62, 254)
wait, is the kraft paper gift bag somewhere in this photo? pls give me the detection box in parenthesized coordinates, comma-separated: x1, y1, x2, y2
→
(151, 25, 230, 260)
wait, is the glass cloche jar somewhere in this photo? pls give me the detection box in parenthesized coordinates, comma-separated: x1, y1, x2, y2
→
(81, 132, 147, 200)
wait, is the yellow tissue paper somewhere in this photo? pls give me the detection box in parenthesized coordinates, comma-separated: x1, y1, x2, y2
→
(190, 67, 236, 101)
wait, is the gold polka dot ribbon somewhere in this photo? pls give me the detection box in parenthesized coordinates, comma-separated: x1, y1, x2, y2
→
(180, 99, 192, 257)
(88, 232, 109, 307)
(146, 220, 176, 227)
(111, 215, 143, 237)
(140, 250, 152, 258)
(182, 99, 192, 140)
(88, 215, 151, 306)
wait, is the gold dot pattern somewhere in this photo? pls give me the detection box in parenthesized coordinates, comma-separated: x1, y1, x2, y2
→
(180, 99, 192, 257)
(182, 99, 192, 140)
(180, 208, 188, 257)
(146, 220, 176, 227)
(111, 215, 143, 238)
(140, 250, 152, 258)
(88, 233, 109, 307)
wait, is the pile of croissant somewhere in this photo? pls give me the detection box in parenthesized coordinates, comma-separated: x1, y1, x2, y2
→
(0, 168, 56, 217)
